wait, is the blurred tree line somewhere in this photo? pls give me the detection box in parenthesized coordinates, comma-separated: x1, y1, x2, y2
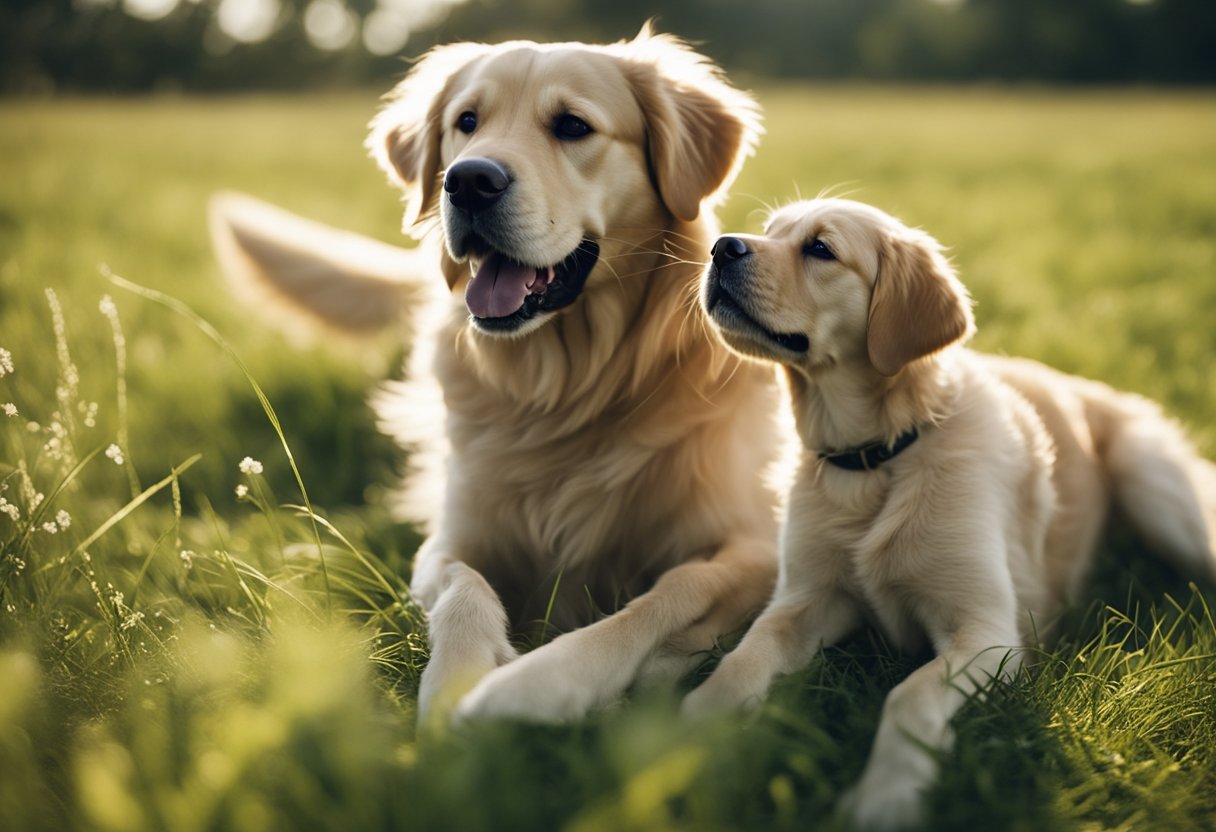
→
(3, 0, 1214, 93)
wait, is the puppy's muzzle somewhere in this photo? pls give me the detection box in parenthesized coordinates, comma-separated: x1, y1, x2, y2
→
(445, 157, 512, 214)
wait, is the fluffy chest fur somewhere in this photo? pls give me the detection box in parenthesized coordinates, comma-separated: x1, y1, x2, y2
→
(394, 273, 782, 630)
(782, 353, 1061, 650)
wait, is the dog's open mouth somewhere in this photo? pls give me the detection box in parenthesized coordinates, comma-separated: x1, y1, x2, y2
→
(706, 285, 810, 354)
(464, 241, 600, 332)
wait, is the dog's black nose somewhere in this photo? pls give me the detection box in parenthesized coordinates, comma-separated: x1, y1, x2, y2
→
(444, 157, 511, 213)
(711, 236, 750, 266)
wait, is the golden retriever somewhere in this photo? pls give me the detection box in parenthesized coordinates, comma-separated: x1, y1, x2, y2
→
(682, 198, 1216, 828)
(209, 27, 783, 724)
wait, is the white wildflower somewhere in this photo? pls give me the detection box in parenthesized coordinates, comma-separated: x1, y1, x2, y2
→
(179, 550, 194, 570)
(44, 435, 63, 460)
(81, 551, 91, 563)
(2, 403, 16, 417)
(109, 588, 124, 609)
(26, 421, 40, 433)
(42, 521, 58, 534)
(0, 498, 18, 522)
(7, 555, 25, 574)
(79, 400, 98, 428)
(105, 444, 124, 466)
(235, 484, 249, 499)
(0, 347, 12, 377)
(99, 295, 118, 318)
(121, 611, 145, 631)
(4, 604, 14, 614)
(238, 456, 263, 475)
(55, 509, 71, 530)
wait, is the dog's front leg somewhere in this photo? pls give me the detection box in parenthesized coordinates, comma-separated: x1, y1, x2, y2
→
(452, 537, 774, 723)
(839, 622, 1023, 831)
(680, 590, 861, 718)
(412, 538, 518, 726)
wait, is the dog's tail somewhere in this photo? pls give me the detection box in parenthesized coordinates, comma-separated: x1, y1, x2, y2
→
(208, 191, 442, 335)
(1097, 388, 1216, 583)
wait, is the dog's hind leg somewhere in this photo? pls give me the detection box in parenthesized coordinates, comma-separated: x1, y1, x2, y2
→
(1101, 394, 1216, 583)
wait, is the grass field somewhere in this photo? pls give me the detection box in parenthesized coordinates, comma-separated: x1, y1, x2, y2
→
(2, 87, 1215, 831)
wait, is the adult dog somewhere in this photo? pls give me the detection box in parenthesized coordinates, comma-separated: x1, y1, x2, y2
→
(682, 198, 1216, 828)
(210, 27, 782, 724)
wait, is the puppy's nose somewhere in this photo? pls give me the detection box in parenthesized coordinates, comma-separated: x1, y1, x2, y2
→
(711, 236, 750, 266)
(444, 157, 511, 213)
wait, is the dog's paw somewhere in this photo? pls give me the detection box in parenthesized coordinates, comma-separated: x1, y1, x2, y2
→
(453, 636, 616, 724)
(680, 675, 755, 721)
(836, 771, 926, 831)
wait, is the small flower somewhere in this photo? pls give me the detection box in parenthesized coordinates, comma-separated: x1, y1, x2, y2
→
(55, 509, 71, 530)
(235, 484, 249, 499)
(99, 295, 118, 318)
(2, 403, 16, 417)
(0, 498, 18, 522)
(121, 611, 145, 631)
(26, 421, 40, 433)
(79, 400, 98, 428)
(4, 604, 14, 615)
(0, 347, 12, 377)
(42, 521, 58, 534)
(238, 456, 263, 475)
(179, 550, 194, 570)
(105, 444, 124, 466)
(109, 588, 124, 609)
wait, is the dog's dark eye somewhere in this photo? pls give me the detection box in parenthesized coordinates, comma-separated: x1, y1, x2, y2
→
(457, 111, 478, 135)
(554, 113, 592, 141)
(803, 239, 836, 261)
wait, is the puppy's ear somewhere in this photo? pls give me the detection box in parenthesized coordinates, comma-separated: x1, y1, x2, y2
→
(867, 229, 974, 376)
(368, 43, 487, 237)
(618, 31, 762, 222)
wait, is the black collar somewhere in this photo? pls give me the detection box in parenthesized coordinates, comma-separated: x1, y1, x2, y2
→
(818, 428, 920, 472)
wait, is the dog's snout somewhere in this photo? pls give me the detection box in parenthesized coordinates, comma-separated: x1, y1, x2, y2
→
(444, 157, 511, 213)
(711, 236, 751, 267)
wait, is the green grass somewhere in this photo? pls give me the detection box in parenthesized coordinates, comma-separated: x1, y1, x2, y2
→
(1, 87, 1215, 831)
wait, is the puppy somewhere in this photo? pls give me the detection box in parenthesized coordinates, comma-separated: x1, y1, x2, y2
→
(681, 198, 1216, 828)
(210, 27, 782, 725)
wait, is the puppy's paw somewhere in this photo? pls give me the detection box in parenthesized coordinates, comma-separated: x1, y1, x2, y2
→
(680, 655, 770, 721)
(680, 675, 754, 721)
(836, 771, 926, 831)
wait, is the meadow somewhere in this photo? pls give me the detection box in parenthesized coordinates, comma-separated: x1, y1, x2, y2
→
(1, 87, 1215, 831)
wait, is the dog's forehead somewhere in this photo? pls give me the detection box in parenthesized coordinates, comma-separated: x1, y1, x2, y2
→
(767, 200, 890, 244)
(765, 202, 840, 240)
(457, 46, 643, 135)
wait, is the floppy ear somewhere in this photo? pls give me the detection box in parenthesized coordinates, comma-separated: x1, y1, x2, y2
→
(867, 229, 974, 376)
(616, 28, 762, 222)
(368, 43, 488, 236)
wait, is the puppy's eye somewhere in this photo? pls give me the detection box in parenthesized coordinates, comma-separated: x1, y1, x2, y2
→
(803, 239, 836, 261)
(457, 111, 477, 134)
(553, 113, 592, 141)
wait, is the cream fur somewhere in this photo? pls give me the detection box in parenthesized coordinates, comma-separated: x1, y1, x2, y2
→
(685, 198, 1216, 829)
(210, 28, 784, 725)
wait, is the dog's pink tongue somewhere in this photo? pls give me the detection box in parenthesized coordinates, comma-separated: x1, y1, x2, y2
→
(465, 253, 534, 318)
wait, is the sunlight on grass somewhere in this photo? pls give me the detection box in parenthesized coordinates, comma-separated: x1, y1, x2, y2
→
(2, 88, 1215, 830)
